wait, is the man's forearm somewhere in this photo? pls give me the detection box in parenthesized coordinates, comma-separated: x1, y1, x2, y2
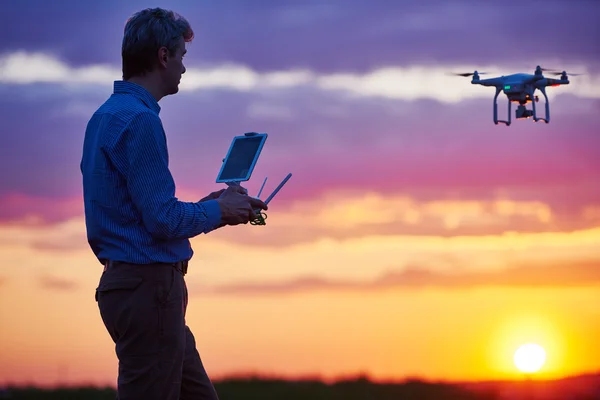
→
(141, 198, 222, 239)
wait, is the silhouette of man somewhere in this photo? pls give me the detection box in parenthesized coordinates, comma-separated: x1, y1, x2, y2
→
(80, 7, 267, 400)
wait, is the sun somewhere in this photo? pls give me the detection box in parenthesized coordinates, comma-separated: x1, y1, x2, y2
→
(513, 343, 546, 374)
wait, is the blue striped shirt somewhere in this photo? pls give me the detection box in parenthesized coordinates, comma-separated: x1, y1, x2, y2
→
(80, 80, 222, 265)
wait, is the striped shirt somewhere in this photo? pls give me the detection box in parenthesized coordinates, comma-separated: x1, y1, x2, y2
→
(80, 80, 222, 265)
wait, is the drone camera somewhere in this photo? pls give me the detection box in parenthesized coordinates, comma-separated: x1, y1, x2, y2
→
(516, 105, 534, 119)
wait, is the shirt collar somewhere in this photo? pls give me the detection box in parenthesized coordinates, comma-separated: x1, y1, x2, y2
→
(113, 80, 161, 114)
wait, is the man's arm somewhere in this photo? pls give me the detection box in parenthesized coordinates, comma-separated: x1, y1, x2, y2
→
(121, 111, 221, 239)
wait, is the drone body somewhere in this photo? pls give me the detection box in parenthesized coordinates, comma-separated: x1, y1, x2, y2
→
(455, 66, 578, 126)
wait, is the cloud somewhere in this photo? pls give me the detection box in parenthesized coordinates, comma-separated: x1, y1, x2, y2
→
(192, 259, 600, 296)
(207, 190, 600, 249)
(307, 192, 553, 230)
(0, 193, 83, 225)
(39, 275, 79, 291)
(2, 0, 598, 74)
(583, 206, 600, 222)
(0, 52, 117, 85)
(2, 209, 599, 299)
(1, 189, 599, 250)
(235, 192, 558, 240)
(0, 215, 88, 252)
(246, 101, 296, 121)
(1, 53, 598, 228)
(2, 51, 599, 102)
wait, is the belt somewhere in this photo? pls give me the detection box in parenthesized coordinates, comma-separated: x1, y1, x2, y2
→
(103, 259, 189, 276)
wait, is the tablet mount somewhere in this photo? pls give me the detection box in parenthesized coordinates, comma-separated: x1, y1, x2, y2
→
(219, 132, 292, 226)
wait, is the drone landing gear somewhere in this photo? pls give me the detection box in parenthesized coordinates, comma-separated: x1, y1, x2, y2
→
(531, 87, 550, 123)
(493, 87, 511, 126)
(494, 87, 551, 125)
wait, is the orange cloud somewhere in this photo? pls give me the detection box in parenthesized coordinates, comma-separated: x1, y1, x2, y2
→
(39, 275, 79, 291)
(189, 259, 600, 296)
(0, 191, 569, 251)
(0, 216, 87, 252)
(209, 191, 577, 248)
(2, 201, 599, 295)
(583, 205, 600, 222)
(309, 191, 553, 229)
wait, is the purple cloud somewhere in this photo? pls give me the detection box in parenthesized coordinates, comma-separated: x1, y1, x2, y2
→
(0, 84, 97, 198)
(0, 79, 599, 228)
(2, 0, 599, 73)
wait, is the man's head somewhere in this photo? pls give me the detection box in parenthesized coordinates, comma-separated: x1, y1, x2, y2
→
(122, 8, 193, 97)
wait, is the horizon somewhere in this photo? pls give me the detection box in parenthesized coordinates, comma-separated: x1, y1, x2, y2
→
(1, 0, 599, 390)
(3, 368, 600, 390)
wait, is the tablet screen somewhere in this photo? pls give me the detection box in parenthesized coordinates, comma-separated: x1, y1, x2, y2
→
(217, 134, 267, 182)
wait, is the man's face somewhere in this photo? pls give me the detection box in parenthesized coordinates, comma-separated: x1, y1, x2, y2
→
(163, 36, 187, 95)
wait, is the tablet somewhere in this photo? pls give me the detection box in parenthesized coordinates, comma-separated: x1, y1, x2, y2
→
(216, 132, 268, 183)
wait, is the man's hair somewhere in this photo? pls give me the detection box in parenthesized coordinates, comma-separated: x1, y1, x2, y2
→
(121, 8, 194, 80)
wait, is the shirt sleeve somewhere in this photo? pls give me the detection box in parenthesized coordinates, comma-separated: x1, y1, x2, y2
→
(121, 111, 222, 239)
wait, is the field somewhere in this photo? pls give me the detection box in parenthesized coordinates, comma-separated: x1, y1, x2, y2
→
(2, 373, 599, 400)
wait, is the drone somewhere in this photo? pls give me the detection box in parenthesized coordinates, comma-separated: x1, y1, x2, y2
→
(452, 65, 581, 126)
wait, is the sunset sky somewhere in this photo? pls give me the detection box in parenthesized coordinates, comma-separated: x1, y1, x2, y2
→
(1, 0, 600, 388)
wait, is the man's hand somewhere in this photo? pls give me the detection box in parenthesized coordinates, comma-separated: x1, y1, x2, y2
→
(199, 189, 225, 202)
(199, 185, 247, 202)
(215, 186, 268, 226)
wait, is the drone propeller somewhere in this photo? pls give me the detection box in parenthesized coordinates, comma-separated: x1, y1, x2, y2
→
(547, 71, 584, 76)
(449, 71, 488, 77)
(536, 66, 583, 76)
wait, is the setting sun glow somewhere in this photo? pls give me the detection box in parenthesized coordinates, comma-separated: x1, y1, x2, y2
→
(514, 343, 547, 374)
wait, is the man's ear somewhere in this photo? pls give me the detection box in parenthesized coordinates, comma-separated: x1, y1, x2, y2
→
(158, 47, 169, 69)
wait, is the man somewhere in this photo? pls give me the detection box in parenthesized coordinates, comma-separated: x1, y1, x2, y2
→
(80, 7, 267, 400)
